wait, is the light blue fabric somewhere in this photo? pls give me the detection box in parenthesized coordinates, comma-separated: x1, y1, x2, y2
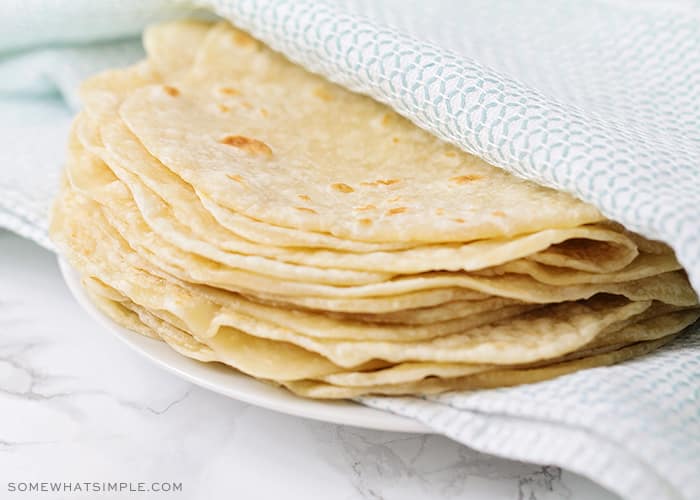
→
(1, 2, 699, 499)
(0, 42, 145, 247)
(0, 0, 202, 52)
(0, 1, 214, 246)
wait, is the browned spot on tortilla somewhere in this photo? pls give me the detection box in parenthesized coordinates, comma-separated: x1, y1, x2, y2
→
(260, 108, 269, 117)
(219, 86, 240, 96)
(331, 183, 354, 193)
(450, 174, 483, 184)
(163, 85, 179, 97)
(435, 208, 445, 215)
(227, 174, 248, 187)
(452, 218, 465, 223)
(358, 218, 372, 226)
(297, 194, 311, 202)
(387, 207, 408, 216)
(363, 179, 401, 187)
(444, 150, 457, 157)
(295, 206, 318, 214)
(233, 31, 256, 47)
(217, 104, 231, 113)
(313, 87, 334, 101)
(381, 113, 393, 126)
(392, 137, 400, 144)
(354, 204, 377, 212)
(388, 195, 402, 202)
(492, 210, 506, 217)
(220, 135, 272, 157)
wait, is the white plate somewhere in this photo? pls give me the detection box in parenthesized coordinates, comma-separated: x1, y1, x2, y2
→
(58, 257, 431, 433)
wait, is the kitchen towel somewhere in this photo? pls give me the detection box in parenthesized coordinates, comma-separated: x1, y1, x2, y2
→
(1, 2, 698, 499)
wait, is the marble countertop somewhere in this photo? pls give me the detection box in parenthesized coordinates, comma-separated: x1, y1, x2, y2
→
(0, 230, 619, 500)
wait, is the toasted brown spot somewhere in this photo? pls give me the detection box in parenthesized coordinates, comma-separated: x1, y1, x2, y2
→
(233, 31, 256, 47)
(220, 135, 272, 157)
(387, 207, 408, 216)
(360, 179, 401, 187)
(163, 85, 179, 97)
(331, 182, 354, 193)
(388, 196, 402, 202)
(392, 137, 400, 144)
(354, 204, 377, 212)
(452, 218, 465, 223)
(227, 174, 247, 186)
(313, 87, 334, 101)
(219, 86, 240, 96)
(217, 104, 231, 113)
(450, 174, 484, 184)
(381, 113, 393, 126)
(444, 150, 457, 157)
(297, 194, 311, 201)
(295, 206, 317, 214)
(435, 208, 445, 215)
(492, 210, 506, 217)
(260, 108, 269, 117)
(358, 218, 373, 226)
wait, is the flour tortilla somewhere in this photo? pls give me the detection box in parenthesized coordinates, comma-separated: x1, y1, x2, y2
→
(143, 20, 214, 79)
(66, 136, 397, 286)
(248, 288, 490, 315)
(53, 183, 530, 341)
(317, 297, 527, 325)
(85, 284, 160, 340)
(59, 160, 700, 311)
(85, 288, 355, 381)
(80, 39, 418, 254)
(86, 273, 697, 390)
(80, 22, 644, 277)
(59, 153, 699, 319)
(53, 185, 682, 367)
(53, 190, 665, 369)
(79, 112, 640, 275)
(478, 254, 681, 285)
(119, 22, 604, 244)
(282, 335, 679, 398)
(49, 19, 698, 400)
(316, 308, 699, 387)
(89, 290, 218, 362)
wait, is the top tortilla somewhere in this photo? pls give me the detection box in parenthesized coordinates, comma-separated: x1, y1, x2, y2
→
(119, 22, 604, 244)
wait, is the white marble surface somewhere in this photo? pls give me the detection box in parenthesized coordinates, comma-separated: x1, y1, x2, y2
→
(0, 230, 620, 500)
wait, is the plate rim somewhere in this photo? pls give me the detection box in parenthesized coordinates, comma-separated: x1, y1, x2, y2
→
(58, 257, 432, 434)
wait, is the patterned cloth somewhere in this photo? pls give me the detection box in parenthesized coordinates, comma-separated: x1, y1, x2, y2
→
(1, 2, 698, 499)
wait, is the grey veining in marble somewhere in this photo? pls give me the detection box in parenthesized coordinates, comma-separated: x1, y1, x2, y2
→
(0, 230, 619, 499)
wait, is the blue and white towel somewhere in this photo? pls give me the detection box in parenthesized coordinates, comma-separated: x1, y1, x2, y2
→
(1, 2, 699, 499)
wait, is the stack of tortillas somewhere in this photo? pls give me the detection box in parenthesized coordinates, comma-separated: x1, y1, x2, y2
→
(50, 20, 700, 399)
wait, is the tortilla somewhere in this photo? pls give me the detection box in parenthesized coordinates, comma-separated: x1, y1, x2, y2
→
(47, 19, 699, 400)
(282, 335, 679, 398)
(88, 271, 698, 391)
(316, 308, 699, 387)
(120, 22, 605, 243)
(80, 113, 640, 274)
(50, 187, 668, 370)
